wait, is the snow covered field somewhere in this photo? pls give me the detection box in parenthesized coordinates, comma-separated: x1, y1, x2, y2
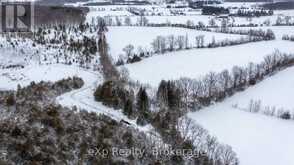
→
(1, 2, 294, 164)
(221, 66, 294, 112)
(106, 26, 242, 60)
(0, 64, 98, 90)
(86, 6, 133, 21)
(86, 8, 292, 27)
(125, 40, 294, 86)
(187, 66, 294, 165)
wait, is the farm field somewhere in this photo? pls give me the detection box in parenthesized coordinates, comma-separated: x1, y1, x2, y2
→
(106, 26, 243, 60)
(125, 40, 294, 86)
(187, 66, 294, 165)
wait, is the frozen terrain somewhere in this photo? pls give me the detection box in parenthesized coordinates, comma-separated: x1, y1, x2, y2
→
(86, 6, 133, 20)
(0, 63, 151, 131)
(219, 65, 294, 112)
(187, 66, 294, 165)
(106, 26, 242, 60)
(86, 8, 293, 27)
(0, 64, 98, 90)
(125, 40, 294, 86)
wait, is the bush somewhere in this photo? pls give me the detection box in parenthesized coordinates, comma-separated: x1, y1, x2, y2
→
(127, 55, 142, 64)
(280, 111, 291, 120)
(6, 94, 15, 106)
(202, 6, 229, 15)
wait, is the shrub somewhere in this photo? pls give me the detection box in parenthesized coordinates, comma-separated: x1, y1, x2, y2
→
(6, 94, 15, 106)
(280, 111, 291, 120)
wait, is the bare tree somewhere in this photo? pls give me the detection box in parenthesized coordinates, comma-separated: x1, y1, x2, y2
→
(167, 35, 176, 51)
(124, 16, 132, 26)
(123, 44, 135, 58)
(176, 35, 185, 50)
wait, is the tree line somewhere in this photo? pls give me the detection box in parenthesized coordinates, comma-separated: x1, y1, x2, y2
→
(282, 34, 294, 41)
(234, 9, 273, 17)
(234, 99, 294, 120)
(168, 51, 294, 112)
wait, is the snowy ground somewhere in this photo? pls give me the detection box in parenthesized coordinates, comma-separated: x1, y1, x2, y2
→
(54, 64, 152, 131)
(0, 64, 97, 90)
(125, 40, 294, 86)
(0, 63, 152, 131)
(220, 66, 294, 112)
(106, 26, 243, 60)
(86, 6, 133, 21)
(187, 66, 294, 165)
(86, 7, 293, 27)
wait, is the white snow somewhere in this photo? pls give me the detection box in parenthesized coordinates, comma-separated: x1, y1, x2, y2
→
(53, 64, 153, 132)
(219, 66, 294, 112)
(0, 63, 152, 131)
(0, 64, 97, 90)
(86, 6, 133, 22)
(106, 26, 243, 60)
(187, 66, 294, 165)
(125, 40, 294, 86)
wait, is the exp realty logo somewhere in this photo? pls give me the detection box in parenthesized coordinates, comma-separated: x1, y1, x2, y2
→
(0, 1, 34, 32)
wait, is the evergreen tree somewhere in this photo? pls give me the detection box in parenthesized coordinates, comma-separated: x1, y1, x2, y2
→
(6, 94, 15, 106)
(136, 87, 151, 125)
(123, 99, 133, 117)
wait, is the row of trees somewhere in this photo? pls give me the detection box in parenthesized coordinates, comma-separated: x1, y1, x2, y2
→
(234, 99, 294, 120)
(160, 51, 294, 112)
(282, 34, 294, 41)
(151, 34, 190, 53)
(214, 28, 275, 40)
(91, 15, 149, 27)
(202, 6, 229, 15)
(275, 16, 294, 26)
(178, 116, 239, 165)
(235, 9, 273, 17)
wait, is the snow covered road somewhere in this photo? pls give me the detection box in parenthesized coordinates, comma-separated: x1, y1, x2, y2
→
(0, 64, 150, 131)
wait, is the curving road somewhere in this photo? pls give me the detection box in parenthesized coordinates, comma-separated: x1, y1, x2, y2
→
(55, 68, 151, 132)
